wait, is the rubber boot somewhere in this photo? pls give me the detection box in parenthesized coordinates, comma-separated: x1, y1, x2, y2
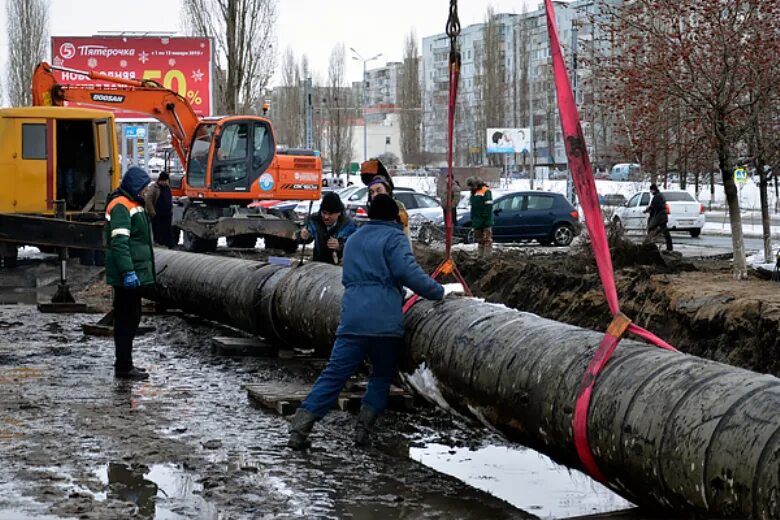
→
(287, 408, 318, 450)
(354, 406, 379, 447)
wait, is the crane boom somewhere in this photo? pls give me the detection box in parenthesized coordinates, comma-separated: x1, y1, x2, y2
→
(32, 62, 201, 168)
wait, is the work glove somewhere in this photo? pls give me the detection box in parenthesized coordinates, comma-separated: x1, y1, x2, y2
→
(123, 271, 141, 288)
(442, 283, 465, 298)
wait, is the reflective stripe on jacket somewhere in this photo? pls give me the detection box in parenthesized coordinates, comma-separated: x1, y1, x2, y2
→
(104, 192, 156, 287)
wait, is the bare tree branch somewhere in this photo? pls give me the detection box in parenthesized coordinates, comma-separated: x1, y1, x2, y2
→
(7, 0, 49, 106)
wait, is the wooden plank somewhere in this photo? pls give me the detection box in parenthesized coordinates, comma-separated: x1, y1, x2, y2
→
(246, 382, 417, 416)
(37, 303, 92, 314)
(211, 336, 278, 357)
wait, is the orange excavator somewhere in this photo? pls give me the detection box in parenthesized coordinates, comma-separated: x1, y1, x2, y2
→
(32, 62, 321, 252)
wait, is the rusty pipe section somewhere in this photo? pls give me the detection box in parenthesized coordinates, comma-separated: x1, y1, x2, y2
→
(150, 249, 780, 518)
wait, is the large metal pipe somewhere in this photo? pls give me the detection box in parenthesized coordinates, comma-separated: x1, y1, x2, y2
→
(150, 250, 780, 518)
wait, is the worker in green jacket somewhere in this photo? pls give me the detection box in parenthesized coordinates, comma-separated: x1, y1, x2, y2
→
(466, 177, 494, 256)
(104, 166, 156, 380)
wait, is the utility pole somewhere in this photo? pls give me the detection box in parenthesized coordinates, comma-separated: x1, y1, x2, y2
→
(567, 20, 579, 205)
(304, 77, 313, 149)
(528, 42, 535, 190)
(350, 48, 382, 162)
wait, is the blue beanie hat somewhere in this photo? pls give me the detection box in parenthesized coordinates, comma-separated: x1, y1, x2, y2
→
(120, 166, 151, 200)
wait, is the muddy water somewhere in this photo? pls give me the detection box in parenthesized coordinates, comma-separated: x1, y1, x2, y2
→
(410, 444, 633, 518)
(0, 299, 658, 519)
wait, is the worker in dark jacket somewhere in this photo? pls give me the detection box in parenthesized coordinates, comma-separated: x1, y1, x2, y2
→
(105, 166, 155, 380)
(644, 183, 673, 252)
(466, 177, 494, 256)
(297, 191, 357, 264)
(288, 194, 454, 450)
(144, 171, 174, 248)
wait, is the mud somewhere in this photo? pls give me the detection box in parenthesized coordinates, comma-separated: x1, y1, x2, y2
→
(416, 238, 780, 376)
(0, 302, 549, 519)
(0, 239, 770, 519)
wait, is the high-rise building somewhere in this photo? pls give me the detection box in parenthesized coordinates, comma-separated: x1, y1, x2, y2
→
(421, 0, 620, 170)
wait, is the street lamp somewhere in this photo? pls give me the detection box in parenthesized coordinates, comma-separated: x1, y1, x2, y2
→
(350, 47, 382, 163)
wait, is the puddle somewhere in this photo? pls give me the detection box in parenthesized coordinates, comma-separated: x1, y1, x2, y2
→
(97, 463, 218, 519)
(0, 287, 56, 305)
(410, 443, 634, 519)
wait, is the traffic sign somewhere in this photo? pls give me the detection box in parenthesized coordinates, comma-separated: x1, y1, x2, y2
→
(124, 126, 147, 139)
(734, 167, 748, 183)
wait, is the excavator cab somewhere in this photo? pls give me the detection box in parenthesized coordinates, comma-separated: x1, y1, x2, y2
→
(183, 117, 285, 199)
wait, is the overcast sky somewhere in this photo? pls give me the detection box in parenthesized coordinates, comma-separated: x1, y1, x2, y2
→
(0, 0, 538, 103)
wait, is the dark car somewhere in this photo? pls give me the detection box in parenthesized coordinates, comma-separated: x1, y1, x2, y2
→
(598, 193, 627, 206)
(457, 191, 581, 246)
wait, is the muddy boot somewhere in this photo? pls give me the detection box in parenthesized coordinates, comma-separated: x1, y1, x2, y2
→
(287, 408, 317, 450)
(115, 367, 149, 381)
(354, 406, 379, 447)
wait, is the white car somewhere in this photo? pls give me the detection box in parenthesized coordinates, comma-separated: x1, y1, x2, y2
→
(291, 185, 362, 222)
(612, 190, 705, 237)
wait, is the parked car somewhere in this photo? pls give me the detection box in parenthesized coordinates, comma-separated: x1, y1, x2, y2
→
(612, 190, 705, 237)
(289, 185, 362, 222)
(609, 163, 641, 181)
(343, 186, 417, 220)
(457, 191, 581, 246)
(598, 193, 627, 207)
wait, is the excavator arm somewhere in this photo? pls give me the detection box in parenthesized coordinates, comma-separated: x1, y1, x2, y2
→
(32, 62, 201, 168)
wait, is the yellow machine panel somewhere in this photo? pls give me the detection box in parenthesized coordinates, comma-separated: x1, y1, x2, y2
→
(0, 106, 121, 215)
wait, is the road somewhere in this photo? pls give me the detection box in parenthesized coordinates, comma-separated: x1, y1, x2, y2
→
(671, 232, 765, 252)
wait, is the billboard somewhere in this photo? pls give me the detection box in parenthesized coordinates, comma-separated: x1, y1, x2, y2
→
(50, 36, 213, 118)
(486, 128, 530, 154)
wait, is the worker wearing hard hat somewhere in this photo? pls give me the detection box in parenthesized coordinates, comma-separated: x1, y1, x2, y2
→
(360, 159, 411, 241)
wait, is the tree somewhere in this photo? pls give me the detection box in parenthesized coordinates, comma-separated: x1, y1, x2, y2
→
(184, 0, 277, 114)
(596, 0, 780, 279)
(476, 7, 507, 166)
(399, 31, 422, 166)
(6, 0, 49, 106)
(324, 44, 354, 175)
(274, 47, 304, 147)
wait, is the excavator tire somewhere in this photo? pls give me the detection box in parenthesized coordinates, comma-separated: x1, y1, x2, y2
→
(183, 231, 217, 253)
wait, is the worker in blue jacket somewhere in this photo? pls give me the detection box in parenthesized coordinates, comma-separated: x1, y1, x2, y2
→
(288, 194, 459, 450)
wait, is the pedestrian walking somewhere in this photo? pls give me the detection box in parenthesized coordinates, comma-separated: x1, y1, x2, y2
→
(144, 171, 175, 248)
(287, 194, 460, 450)
(105, 166, 156, 380)
(644, 183, 673, 252)
(466, 177, 494, 256)
(297, 191, 357, 265)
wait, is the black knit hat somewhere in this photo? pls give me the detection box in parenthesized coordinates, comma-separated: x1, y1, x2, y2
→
(320, 191, 344, 213)
(367, 194, 399, 222)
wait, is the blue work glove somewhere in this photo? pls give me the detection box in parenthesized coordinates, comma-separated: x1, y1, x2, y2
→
(123, 271, 141, 288)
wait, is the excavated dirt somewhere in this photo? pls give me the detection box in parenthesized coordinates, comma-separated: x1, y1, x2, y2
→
(416, 239, 780, 377)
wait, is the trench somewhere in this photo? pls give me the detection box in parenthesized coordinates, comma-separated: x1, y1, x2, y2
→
(415, 243, 780, 377)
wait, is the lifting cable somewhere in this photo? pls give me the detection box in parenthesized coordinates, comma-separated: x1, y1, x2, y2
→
(542, 0, 678, 483)
(403, 0, 471, 313)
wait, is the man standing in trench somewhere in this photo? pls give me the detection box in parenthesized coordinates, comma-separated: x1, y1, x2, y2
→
(287, 194, 461, 449)
(466, 177, 494, 256)
(105, 166, 156, 381)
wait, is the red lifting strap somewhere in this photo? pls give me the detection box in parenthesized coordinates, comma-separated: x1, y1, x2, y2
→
(404, 0, 471, 314)
(543, 0, 678, 483)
